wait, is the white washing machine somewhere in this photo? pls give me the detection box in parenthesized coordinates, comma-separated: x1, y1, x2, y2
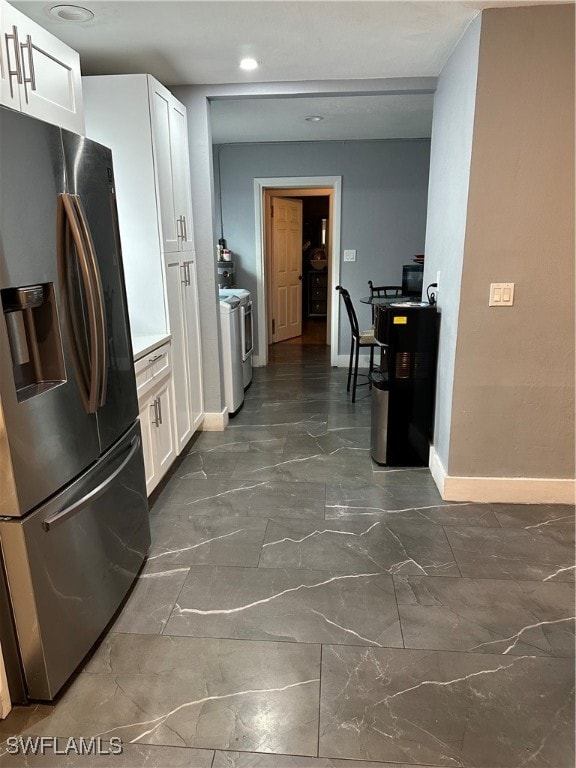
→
(219, 296, 244, 416)
(218, 288, 253, 389)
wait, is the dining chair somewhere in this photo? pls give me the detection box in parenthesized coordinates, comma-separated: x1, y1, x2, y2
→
(335, 285, 378, 403)
(367, 281, 403, 322)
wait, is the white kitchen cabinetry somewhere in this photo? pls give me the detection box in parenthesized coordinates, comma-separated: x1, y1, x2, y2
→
(149, 78, 194, 254)
(165, 256, 204, 452)
(82, 74, 204, 453)
(135, 342, 176, 495)
(0, 0, 84, 133)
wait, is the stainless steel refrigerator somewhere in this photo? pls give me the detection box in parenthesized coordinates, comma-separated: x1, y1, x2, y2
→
(0, 106, 150, 702)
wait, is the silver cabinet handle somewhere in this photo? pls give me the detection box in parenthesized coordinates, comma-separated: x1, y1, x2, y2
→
(157, 395, 163, 425)
(182, 215, 188, 242)
(148, 353, 163, 363)
(4, 25, 23, 98)
(176, 216, 184, 240)
(180, 263, 188, 285)
(185, 262, 191, 286)
(19, 34, 36, 103)
(151, 398, 160, 427)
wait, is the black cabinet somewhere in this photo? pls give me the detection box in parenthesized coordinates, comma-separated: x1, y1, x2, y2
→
(307, 271, 328, 317)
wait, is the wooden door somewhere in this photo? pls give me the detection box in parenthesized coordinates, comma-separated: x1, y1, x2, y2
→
(271, 197, 303, 343)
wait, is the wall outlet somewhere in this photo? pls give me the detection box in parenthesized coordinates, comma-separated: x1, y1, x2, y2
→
(343, 250, 356, 262)
(489, 282, 515, 306)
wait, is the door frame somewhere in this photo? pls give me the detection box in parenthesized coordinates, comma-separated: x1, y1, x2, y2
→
(254, 176, 342, 367)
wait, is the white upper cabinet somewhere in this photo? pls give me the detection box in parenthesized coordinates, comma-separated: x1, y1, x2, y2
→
(0, 0, 84, 134)
(148, 78, 194, 253)
(83, 74, 204, 449)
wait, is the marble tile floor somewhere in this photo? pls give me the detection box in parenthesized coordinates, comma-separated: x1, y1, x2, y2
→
(1, 343, 574, 768)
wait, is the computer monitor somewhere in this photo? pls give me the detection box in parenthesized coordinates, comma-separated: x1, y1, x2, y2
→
(402, 264, 424, 297)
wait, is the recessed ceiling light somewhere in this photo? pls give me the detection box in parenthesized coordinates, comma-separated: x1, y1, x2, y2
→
(239, 58, 259, 71)
(305, 116, 324, 122)
(49, 4, 94, 22)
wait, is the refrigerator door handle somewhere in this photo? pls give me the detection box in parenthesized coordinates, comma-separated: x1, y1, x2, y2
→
(58, 194, 100, 413)
(42, 436, 141, 532)
(72, 195, 108, 408)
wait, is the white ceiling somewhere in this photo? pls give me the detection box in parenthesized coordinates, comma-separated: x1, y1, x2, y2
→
(13, 1, 539, 143)
(210, 93, 435, 143)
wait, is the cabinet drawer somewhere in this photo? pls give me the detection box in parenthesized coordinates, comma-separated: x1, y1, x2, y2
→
(309, 273, 327, 288)
(311, 286, 327, 300)
(310, 301, 327, 316)
(135, 342, 171, 397)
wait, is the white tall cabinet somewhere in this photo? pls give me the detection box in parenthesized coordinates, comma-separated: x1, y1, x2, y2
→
(0, 0, 84, 134)
(83, 74, 204, 489)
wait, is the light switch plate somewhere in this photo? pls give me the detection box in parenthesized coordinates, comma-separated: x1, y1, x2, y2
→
(489, 282, 515, 306)
(343, 250, 356, 262)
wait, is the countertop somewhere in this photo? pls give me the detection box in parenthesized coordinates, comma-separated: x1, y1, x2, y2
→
(132, 333, 171, 362)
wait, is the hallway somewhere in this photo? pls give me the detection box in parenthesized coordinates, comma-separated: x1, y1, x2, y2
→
(0, 343, 574, 767)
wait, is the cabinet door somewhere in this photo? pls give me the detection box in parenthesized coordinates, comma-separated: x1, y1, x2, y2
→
(149, 78, 179, 253)
(153, 380, 176, 480)
(169, 99, 194, 252)
(138, 395, 157, 495)
(18, 20, 84, 134)
(0, 0, 22, 111)
(183, 258, 204, 431)
(164, 257, 193, 451)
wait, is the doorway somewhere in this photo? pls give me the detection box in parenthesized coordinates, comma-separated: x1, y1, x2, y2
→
(254, 176, 342, 367)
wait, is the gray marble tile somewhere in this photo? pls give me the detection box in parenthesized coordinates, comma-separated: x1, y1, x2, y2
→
(326, 486, 500, 527)
(490, 503, 575, 532)
(282, 431, 371, 461)
(0, 739, 213, 767)
(372, 484, 445, 507)
(445, 525, 575, 581)
(231, 401, 329, 428)
(370, 467, 439, 487)
(213, 750, 432, 768)
(232, 452, 374, 485)
(192, 429, 287, 455)
(260, 518, 460, 576)
(174, 451, 241, 480)
(0, 706, 52, 743)
(149, 515, 268, 567)
(394, 575, 575, 656)
(319, 645, 575, 766)
(110, 559, 190, 635)
(157, 479, 326, 520)
(18, 635, 320, 756)
(164, 565, 402, 647)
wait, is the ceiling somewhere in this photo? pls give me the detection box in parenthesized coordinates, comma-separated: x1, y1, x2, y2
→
(14, 1, 540, 143)
(210, 93, 435, 143)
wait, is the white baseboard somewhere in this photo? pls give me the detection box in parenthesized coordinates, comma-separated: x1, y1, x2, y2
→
(429, 446, 575, 504)
(429, 446, 446, 497)
(334, 353, 373, 368)
(201, 409, 229, 431)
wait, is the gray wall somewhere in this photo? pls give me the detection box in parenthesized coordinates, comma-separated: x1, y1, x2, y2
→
(422, 16, 481, 471)
(450, 5, 575, 479)
(214, 139, 431, 356)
